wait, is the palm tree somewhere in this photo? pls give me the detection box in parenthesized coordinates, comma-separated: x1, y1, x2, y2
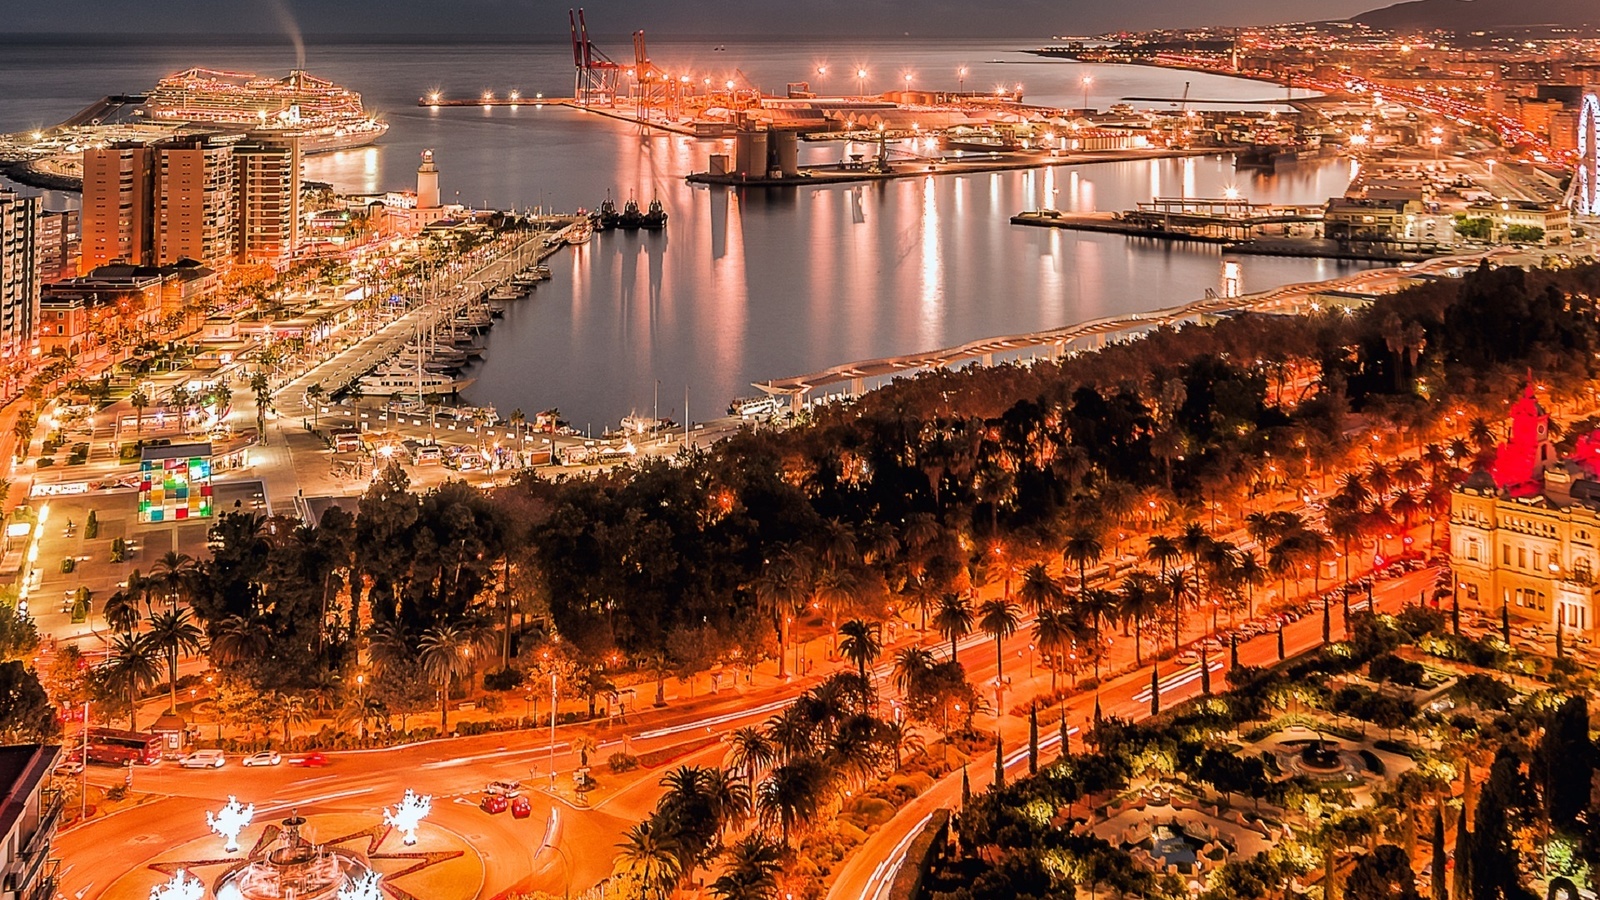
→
(614, 820, 683, 900)
(1233, 551, 1267, 619)
(1016, 563, 1065, 614)
(1118, 573, 1165, 666)
(709, 836, 784, 900)
(145, 607, 203, 713)
(1061, 527, 1104, 605)
(104, 633, 161, 730)
(417, 622, 481, 731)
(757, 758, 830, 847)
(978, 598, 1020, 687)
(892, 647, 936, 696)
(1079, 587, 1118, 679)
(210, 615, 270, 669)
(1165, 570, 1195, 652)
(724, 727, 777, 783)
(932, 593, 973, 664)
(150, 551, 198, 611)
(836, 619, 881, 687)
(1032, 609, 1071, 691)
(1144, 534, 1182, 582)
(704, 766, 753, 837)
(103, 589, 142, 636)
(753, 549, 808, 678)
(306, 383, 325, 429)
(129, 387, 149, 433)
(1176, 522, 1214, 607)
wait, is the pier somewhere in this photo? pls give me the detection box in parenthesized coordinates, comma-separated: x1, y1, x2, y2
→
(1012, 197, 1324, 243)
(751, 248, 1515, 412)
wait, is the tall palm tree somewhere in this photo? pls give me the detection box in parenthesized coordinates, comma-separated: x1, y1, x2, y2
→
(1079, 588, 1118, 679)
(704, 767, 753, 838)
(1061, 527, 1104, 605)
(1144, 534, 1182, 582)
(145, 607, 203, 713)
(209, 615, 269, 669)
(1032, 609, 1071, 692)
(1016, 563, 1065, 614)
(1164, 570, 1195, 652)
(613, 820, 683, 900)
(103, 589, 142, 636)
(417, 622, 480, 731)
(150, 551, 198, 611)
(104, 633, 161, 730)
(709, 836, 784, 900)
(753, 549, 808, 678)
(724, 727, 777, 783)
(1118, 573, 1165, 666)
(757, 757, 830, 847)
(978, 598, 1020, 687)
(836, 619, 881, 687)
(1233, 551, 1267, 620)
(892, 647, 936, 696)
(932, 593, 973, 664)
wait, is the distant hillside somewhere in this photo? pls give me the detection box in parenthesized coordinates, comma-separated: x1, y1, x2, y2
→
(1352, 0, 1598, 30)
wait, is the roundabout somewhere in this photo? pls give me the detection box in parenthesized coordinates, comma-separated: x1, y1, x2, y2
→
(101, 811, 484, 900)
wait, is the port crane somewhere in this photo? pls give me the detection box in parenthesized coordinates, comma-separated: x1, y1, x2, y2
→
(568, 8, 620, 105)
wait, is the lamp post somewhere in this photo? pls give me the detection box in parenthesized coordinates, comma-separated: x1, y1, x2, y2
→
(1082, 74, 1093, 111)
(548, 672, 558, 789)
(857, 68, 867, 98)
(958, 67, 967, 93)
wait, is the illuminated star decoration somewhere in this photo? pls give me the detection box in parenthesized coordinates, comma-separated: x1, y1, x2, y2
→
(149, 820, 464, 900)
(206, 796, 255, 853)
(149, 869, 204, 900)
(382, 789, 432, 846)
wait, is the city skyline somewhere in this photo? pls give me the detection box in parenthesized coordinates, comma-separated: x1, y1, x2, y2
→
(9, 0, 1387, 38)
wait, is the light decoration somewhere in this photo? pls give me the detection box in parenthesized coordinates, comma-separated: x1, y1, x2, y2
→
(383, 789, 431, 845)
(207, 795, 255, 853)
(149, 870, 204, 900)
(1577, 93, 1599, 217)
(337, 872, 384, 900)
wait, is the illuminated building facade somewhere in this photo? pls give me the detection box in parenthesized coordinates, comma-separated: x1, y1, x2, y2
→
(138, 442, 214, 523)
(1578, 92, 1598, 217)
(0, 191, 40, 367)
(1451, 387, 1600, 636)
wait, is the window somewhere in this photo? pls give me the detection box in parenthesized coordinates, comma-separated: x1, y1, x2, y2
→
(1467, 538, 1481, 562)
(1534, 551, 1543, 573)
(1503, 544, 1512, 565)
(1518, 547, 1527, 569)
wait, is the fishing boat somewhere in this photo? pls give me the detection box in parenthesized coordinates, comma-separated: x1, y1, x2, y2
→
(593, 197, 620, 230)
(618, 198, 645, 229)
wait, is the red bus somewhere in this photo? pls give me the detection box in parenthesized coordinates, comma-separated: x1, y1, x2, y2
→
(85, 727, 163, 766)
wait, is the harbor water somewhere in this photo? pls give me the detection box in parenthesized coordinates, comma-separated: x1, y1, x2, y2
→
(2, 37, 1369, 425)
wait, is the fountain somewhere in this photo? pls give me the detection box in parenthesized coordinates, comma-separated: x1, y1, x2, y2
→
(1297, 739, 1344, 772)
(214, 813, 373, 900)
(337, 872, 384, 900)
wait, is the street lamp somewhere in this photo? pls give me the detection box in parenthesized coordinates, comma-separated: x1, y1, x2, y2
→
(904, 71, 914, 93)
(856, 68, 867, 97)
(958, 66, 967, 93)
(1081, 74, 1093, 111)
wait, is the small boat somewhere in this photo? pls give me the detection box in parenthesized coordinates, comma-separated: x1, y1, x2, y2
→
(641, 198, 668, 230)
(567, 221, 593, 244)
(618, 198, 645, 229)
(488, 304, 506, 318)
(489, 285, 523, 301)
(594, 196, 620, 230)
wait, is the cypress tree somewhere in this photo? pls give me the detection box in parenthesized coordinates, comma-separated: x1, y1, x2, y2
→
(994, 733, 1004, 790)
(1150, 663, 1161, 717)
(1452, 805, 1471, 900)
(1540, 695, 1593, 830)
(1028, 704, 1039, 774)
(1200, 643, 1212, 695)
(1432, 801, 1448, 900)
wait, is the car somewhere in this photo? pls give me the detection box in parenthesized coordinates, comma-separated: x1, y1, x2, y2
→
(1177, 651, 1200, 666)
(486, 779, 522, 798)
(480, 793, 508, 814)
(511, 796, 532, 819)
(54, 757, 85, 777)
(179, 750, 227, 769)
(243, 750, 282, 767)
(289, 752, 329, 768)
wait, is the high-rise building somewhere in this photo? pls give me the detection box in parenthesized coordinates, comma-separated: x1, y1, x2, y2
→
(80, 136, 236, 272)
(234, 136, 302, 265)
(81, 143, 155, 272)
(0, 191, 41, 365)
(36, 209, 80, 282)
(154, 137, 235, 270)
(0, 745, 64, 900)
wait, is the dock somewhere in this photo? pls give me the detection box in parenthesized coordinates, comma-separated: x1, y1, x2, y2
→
(687, 147, 1213, 188)
(1013, 198, 1324, 243)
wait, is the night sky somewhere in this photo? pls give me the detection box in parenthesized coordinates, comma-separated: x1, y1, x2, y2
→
(10, 0, 1383, 37)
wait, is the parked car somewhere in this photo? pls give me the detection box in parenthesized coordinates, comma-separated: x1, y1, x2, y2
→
(486, 780, 522, 798)
(480, 794, 508, 814)
(54, 755, 85, 777)
(511, 796, 532, 819)
(289, 752, 329, 768)
(243, 750, 282, 767)
(179, 750, 227, 769)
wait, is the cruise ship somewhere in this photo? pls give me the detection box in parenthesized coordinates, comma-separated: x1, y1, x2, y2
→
(141, 68, 389, 153)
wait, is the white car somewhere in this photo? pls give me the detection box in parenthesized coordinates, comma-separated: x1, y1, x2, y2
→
(179, 750, 226, 769)
(242, 750, 282, 767)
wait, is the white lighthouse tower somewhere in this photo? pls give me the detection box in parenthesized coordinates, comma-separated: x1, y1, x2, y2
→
(417, 149, 440, 209)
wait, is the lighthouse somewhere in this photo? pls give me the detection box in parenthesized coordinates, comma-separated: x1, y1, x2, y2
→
(417, 149, 440, 209)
